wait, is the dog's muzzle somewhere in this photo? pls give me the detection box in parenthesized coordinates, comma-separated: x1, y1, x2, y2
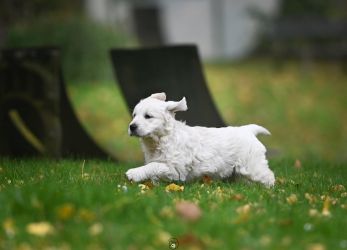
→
(129, 123, 138, 136)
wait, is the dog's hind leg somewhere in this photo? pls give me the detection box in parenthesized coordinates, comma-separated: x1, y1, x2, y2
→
(244, 158, 275, 188)
(126, 162, 179, 182)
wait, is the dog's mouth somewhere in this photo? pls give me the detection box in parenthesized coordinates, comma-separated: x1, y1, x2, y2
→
(129, 130, 140, 137)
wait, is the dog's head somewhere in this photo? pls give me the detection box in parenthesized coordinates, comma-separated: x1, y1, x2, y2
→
(128, 92, 188, 137)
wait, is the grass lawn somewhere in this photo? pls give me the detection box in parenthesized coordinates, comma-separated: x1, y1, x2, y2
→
(0, 158, 346, 249)
(1, 59, 347, 249)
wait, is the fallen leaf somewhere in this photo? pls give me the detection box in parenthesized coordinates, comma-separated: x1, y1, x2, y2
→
(56, 203, 75, 220)
(77, 208, 96, 222)
(294, 159, 302, 169)
(166, 183, 184, 192)
(322, 196, 331, 217)
(159, 206, 175, 219)
(234, 204, 252, 223)
(286, 194, 298, 205)
(331, 184, 345, 192)
(202, 175, 213, 185)
(175, 201, 202, 222)
(276, 177, 286, 185)
(309, 209, 319, 217)
(236, 204, 251, 214)
(230, 193, 244, 201)
(177, 233, 204, 250)
(89, 223, 103, 236)
(3, 218, 16, 237)
(26, 222, 55, 237)
(143, 181, 154, 189)
(259, 235, 272, 247)
(155, 230, 171, 246)
(278, 219, 293, 226)
(307, 243, 326, 250)
(305, 193, 317, 204)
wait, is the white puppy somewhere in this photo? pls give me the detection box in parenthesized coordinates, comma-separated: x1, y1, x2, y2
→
(126, 92, 275, 187)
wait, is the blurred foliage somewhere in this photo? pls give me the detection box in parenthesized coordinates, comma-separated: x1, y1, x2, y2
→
(279, 0, 347, 19)
(0, 0, 82, 24)
(4, 16, 134, 82)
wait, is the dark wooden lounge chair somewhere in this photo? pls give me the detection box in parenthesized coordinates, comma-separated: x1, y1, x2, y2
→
(110, 45, 225, 127)
(0, 47, 111, 159)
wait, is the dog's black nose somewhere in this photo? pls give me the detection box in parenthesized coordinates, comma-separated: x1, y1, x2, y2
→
(129, 124, 137, 132)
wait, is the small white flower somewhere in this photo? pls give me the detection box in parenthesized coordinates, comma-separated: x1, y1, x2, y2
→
(304, 223, 313, 232)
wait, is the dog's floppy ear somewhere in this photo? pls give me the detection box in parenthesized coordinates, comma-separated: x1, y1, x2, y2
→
(150, 92, 166, 101)
(166, 97, 188, 113)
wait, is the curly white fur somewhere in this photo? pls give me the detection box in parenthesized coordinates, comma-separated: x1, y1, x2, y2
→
(126, 92, 275, 187)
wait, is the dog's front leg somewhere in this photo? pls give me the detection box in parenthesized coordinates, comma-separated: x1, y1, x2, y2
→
(126, 162, 178, 182)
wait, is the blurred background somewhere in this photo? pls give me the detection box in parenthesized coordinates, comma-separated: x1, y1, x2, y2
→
(1, 0, 346, 163)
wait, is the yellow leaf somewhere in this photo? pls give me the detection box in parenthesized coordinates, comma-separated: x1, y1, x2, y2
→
(309, 209, 319, 217)
(286, 194, 298, 205)
(307, 243, 326, 250)
(138, 183, 151, 194)
(234, 204, 252, 223)
(305, 193, 317, 204)
(165, 183, 184, 192)
(77, 208, 96, 222)
(331, 184, 345, 192)
(294, 159, 302, 169)
(322, 196, 331, 217)
(89, 223, 103, 236)
(3, 218, 16, 237)
(159, 206, 175, 219)
(56, 203, 75, 220)
(26, 222, 54, 237)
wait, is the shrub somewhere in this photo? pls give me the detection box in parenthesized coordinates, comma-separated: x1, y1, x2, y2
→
(4, 16, 134, 83)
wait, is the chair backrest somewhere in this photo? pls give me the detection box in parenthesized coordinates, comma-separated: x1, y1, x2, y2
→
(110, 45, 225, 127)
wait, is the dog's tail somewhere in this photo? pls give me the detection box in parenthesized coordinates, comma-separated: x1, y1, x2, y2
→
(245, 124, 271, 136)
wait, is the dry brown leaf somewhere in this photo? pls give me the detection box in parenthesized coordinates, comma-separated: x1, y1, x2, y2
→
(177, 233, 204, 250)
(202, 175, 213, 185)
(231, 193, 244, 201)
(175, 201, 202, 222)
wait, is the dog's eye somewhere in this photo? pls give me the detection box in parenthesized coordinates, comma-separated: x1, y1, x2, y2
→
(144, 114, 153, 119)
(132, 113, 136, 118)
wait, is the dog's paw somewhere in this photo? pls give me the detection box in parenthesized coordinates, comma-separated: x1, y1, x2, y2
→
(126, 168, 145, 182)
(263, 173, 275, 188)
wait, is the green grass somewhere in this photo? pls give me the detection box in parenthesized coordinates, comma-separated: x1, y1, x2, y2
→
(0, 158, 346, 249)
(1, 59, 347, 249)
